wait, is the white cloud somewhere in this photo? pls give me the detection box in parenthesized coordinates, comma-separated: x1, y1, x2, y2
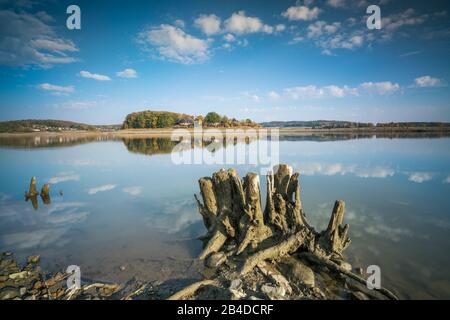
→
(79, 71, 111, 81)
(116, 68, 138, 78)
(285, 84, 357, 99)
(282, 5, 320, 21)
(381, 8, 428, 41)
(382, 8, 427, 33)
(444, 176, 450, 184)
(38, 83, 74, 95)
(296, 162, 395, 179)
(285, 85, 325, 99)
(324, 85, 358, 97)
(413, 76, 443, 88)
(88, 184, 117, 195)
(307, 21, 341, 38)
(194, 14, 221, 35)
(408, 172, 433, 183)
(174, 19, 185, 28)
(31, 38, 78, 52)
(275, 24, 286, 32)
(242, 91, 261, 102)
(268, 91, 280, 99)
(0, 10, 78, 67)
(223, 33, 236, 42)
(122, 186, 143, 196)
(48, 173, 80, 184)
(138, 24, 210, 64)
(360, 81, 400, 94)
(224, 11, 273, 35)
(327, 0, 347, 8)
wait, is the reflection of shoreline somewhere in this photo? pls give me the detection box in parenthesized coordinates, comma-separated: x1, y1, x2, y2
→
(1, 129, 449, 149)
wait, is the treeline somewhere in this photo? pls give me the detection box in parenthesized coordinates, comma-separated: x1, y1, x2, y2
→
(260, 120, 450, 129)
(0, 119, 97, 133)
(122, 110, 259, 129)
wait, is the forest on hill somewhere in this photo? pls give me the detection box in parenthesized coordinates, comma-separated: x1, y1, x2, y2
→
(122, 110, 259, 129)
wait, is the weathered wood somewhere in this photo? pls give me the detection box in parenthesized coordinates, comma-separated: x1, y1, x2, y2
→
(169, 164, 398, 300)
(240, 228, 309, 275)
(300, 252, 398, 300)
(317, 200, 351, 258)
(26, 176, 38, 197)
(167, 279, 218, 300)
(40, 184, 51, 204)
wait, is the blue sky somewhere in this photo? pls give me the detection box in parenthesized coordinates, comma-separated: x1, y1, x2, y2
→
(0, 0, 449, 124)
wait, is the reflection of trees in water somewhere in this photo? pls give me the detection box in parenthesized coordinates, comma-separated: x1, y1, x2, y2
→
(1, 131, 448, 151)
(122, 136, 256, 156)
(0, 135, 111, 149)
(279, 131, 450, 142)
(122, 138, 179, 155)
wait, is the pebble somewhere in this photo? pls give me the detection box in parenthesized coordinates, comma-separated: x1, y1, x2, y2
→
(27, 255, 40, 264)
(9, 271, 28, 280)
(229, 279, 242, 291)
(0, 287, 20, 300)
(261, 284, 285, 299)
(19, 287, 27, 296)
(288, 260, 315, 288)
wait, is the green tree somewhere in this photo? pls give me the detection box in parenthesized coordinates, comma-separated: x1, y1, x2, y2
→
(157, 114, 175, 128)
(205, 112, 221, 124)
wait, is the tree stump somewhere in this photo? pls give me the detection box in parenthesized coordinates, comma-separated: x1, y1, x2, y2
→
(195, 164, 349, 264)
(171, 164, 398, 300)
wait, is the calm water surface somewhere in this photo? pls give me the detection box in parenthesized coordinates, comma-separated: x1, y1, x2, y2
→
(0, 134, 449, 299)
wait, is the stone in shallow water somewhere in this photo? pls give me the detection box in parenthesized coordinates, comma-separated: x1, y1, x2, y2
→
(9, 271, 28, 280)
(27, 255, 40, 264)
(0, 287, 20, 300)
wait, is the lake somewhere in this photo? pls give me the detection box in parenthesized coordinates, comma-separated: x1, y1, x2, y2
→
(0, 133, 449, 299)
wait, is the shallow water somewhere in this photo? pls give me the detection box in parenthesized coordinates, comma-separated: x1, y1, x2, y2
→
(0, 134, 449, 299)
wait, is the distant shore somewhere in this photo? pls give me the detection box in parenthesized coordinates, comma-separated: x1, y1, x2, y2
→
(1, 126, 450, 138)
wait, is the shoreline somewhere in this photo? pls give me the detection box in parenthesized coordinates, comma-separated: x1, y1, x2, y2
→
(1, 126, 450, 138)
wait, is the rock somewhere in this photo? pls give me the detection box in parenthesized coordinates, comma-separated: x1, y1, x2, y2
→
(0, 287, 20, 300)
(261, 284, 285, 299)
(205, 252, 227, 268)
(19, 287, 27, 296)
(229, 279, 245, 300)
(229, 279, 242, 291)
(33, 281, 43, 290)
(229, 288, 246, 300)
(280, 257, 315, 288)
(27, 255, 40, 264)
(249, 296, 263, 300)
(9, 271, 28, 280)
(119, 265, 126, 271)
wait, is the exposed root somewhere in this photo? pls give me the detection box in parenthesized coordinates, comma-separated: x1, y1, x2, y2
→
(170, 164, 394, 300)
